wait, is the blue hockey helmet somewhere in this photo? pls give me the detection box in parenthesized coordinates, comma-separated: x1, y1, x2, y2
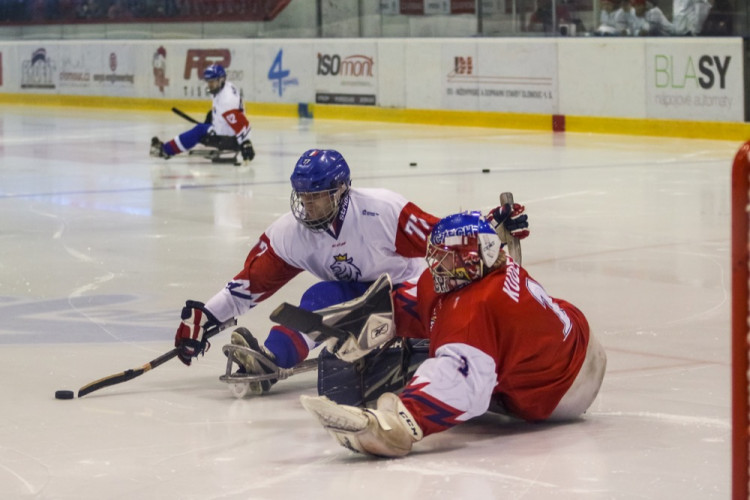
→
(426, 211, 503, 293)
(290, 149, 352, 231)
(203, 64, 226, 81)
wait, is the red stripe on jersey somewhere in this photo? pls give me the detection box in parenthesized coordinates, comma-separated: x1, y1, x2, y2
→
(233, 233, 303, 301)
(222, 109, 250, 136)
(400, 380, 464, 437)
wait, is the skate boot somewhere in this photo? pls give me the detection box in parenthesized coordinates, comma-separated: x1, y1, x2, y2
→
(230, 327, 278, 395)
(150, 137, 169, 159)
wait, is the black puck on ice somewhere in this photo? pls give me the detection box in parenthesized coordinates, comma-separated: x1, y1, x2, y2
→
(55, 390, 75, 400)
(482, 168, 490, 173)
(409, 162, 417, 167)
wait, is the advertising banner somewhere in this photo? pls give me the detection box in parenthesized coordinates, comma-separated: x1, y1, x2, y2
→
(442, 40, 558, 114)
(646, 39, 743, 122)
(20, 45, 58, 92)
(314, 41, 378, 106)
(253, 41, 314, 104)
(1, 38, 746, 126)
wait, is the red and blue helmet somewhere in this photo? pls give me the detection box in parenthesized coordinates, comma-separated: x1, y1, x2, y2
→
(426, 211, 502, 293)
(290, 149, 352, 231)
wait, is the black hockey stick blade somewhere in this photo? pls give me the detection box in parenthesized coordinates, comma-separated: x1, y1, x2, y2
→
(171, 107, 201, 125)
(499, 192, 522, 265)
(77, 317, 237, 398)
(269, 303, 352, 343)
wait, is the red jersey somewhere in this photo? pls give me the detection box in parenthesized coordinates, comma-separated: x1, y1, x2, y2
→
(397, 258, 589, 431)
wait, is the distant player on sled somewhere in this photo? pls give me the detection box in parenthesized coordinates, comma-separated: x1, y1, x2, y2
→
(150, 64, 255, 165)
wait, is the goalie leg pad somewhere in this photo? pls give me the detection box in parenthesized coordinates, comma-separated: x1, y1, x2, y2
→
(317, 338, 430, 407)
(264, 280, 372, 367)
(313, 274, 396, 362)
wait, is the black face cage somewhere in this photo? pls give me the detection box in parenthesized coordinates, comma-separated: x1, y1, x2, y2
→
(290, 184, 348, 232)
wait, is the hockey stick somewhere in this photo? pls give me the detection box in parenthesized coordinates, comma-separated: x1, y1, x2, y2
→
(171, 107, 201, 125)
(77, 317, 237, 398)
(499, 192, 523, 265)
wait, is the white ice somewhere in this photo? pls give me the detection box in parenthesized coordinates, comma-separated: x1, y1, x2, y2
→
(0, 105, 737, 499)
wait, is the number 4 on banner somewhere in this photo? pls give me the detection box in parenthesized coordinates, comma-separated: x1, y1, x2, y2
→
(268, 49, 290, 97)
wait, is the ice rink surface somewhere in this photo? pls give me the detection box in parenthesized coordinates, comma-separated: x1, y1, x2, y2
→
(0, 105, 739, 499)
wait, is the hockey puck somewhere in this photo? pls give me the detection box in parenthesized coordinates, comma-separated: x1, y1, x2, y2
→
(409, 162, 417, 167)
(55, 390, 74, 400)
(482, 168, 490, 173)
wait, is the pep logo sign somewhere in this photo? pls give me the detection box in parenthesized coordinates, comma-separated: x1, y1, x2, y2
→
(183, 49, 231, 79)
(654, 54, 731, 90)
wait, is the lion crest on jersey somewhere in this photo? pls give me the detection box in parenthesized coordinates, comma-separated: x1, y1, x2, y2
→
(330, 254, 361, 281)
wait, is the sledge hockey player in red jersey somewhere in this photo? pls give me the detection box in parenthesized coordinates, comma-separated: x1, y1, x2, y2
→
(150, 64, 255, 163)
(300, 211, 607, 457)
(172, 150, 530, 397)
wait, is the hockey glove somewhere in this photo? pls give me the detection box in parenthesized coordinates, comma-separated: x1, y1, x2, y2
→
(241, 140, 255, 162)
(174, 300, 218, 366)
(487, 203, 530, 241)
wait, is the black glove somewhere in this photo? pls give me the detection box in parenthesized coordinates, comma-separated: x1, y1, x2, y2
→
(241, 140, 255, 162)
(174, 300, 218, 366)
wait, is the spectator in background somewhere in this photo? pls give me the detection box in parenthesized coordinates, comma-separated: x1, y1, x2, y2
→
(643, 0, 675, 34)
(613, 0, 639, 34)
(108, 0, 133, 19)
(701, 0, 732, 35)
(526, 0, 572, 34)
(75, 0, 91, 18)
(595, 0, 618, 34)
(631, 0, 650, 34)
(672, 0, 711, 34)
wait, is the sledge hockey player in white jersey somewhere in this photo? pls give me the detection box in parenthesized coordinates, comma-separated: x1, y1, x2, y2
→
(172, 149, 530, 396)
(150, 64, 255, 163)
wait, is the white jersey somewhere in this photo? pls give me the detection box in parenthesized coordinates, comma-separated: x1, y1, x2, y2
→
(613, 7, 639, 34)
(645, 6, 675, 35)
(672, 0, 711, 34)
(209, 81, 251, 142)
(205, 188, 440, 322)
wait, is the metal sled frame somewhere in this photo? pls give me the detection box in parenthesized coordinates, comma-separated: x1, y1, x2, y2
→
(220, 344, 318, 398)
(188, 147, 242, 166)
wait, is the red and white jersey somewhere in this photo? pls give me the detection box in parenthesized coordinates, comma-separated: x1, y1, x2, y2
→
(205, 188, 439, 322)
(397, 258, 590, 436)
(209, 81, 250, 142)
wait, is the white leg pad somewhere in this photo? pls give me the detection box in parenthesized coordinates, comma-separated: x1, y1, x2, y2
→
(301, 392, 422, 458)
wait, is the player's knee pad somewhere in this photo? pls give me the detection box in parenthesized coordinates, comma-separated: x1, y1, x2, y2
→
(317, 338, 430, 407)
